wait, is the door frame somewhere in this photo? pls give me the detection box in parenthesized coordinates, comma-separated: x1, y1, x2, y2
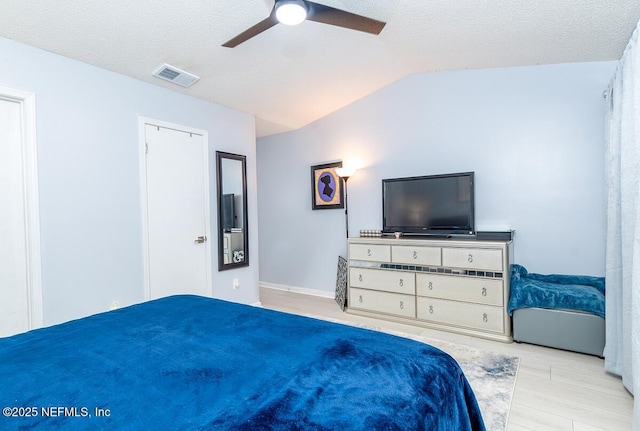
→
(0, 85, 43, 330)
(138, 117, 212, 301)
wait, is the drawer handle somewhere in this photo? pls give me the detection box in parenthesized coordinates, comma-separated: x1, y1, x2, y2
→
(483, 313, 488, 323)
(429, 305, 434, 314)
(481, 287, 487, 296)
(468, 254, 474, 263)
(367, 248, 371, 256)
(413, 251, 417, 259)
(359, 274, 363, 282)
(399, 278, 404, 287)
(399, 301, 404, 309)
(428, 282, 433, 290)
(359, 295, 363, 303)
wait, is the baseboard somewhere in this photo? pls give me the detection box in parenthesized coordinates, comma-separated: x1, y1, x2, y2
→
(260, 281, 334, 299)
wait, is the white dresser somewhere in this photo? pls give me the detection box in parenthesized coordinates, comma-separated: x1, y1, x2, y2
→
(222, 231, 244, 264)
(347, 237, 513, 342)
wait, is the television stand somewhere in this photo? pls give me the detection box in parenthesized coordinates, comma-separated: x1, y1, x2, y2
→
(408, 233, 453, 239)
(347, 236, 513, 342)
(384, 232, 478, 240)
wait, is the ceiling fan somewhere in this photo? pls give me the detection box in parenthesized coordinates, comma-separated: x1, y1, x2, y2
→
(222, 0, 386, 48)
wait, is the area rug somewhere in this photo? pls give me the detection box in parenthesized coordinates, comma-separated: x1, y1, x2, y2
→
(306, 315, 519, 431)
(417, 336, 519, 431)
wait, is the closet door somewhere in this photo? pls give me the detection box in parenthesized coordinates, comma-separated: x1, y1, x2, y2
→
(0, 91, 42, 337)
(142, 122, 211, 299)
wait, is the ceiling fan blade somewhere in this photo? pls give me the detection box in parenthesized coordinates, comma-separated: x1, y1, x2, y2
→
(305, 1, 386, 35)
(222, 11, 279, 48)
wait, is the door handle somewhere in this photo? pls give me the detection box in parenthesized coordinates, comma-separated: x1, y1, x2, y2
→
(195, 236, 207, 243)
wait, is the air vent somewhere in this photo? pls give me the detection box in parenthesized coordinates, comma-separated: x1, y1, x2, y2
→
(152, 63, 200, 88)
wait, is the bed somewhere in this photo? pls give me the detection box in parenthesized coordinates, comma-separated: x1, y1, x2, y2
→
(0, 295, 485, 430)
(507, 264, 605, 356)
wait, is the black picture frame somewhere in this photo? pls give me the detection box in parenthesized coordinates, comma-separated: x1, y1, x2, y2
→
(311, 161, 344, 210)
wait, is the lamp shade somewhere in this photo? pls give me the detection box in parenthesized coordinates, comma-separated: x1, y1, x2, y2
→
(275, 0, 307, 26)
(335, 167, 356, 179)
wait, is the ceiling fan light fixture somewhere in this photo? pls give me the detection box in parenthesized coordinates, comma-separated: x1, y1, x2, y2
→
(275, 0, 307, 26)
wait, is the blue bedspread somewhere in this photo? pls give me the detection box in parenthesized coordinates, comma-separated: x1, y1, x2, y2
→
(508, 264, 605, 318)
(0, 295, 485, 430)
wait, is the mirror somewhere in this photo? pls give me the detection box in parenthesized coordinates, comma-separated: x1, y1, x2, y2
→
(216, 151, 248, 271)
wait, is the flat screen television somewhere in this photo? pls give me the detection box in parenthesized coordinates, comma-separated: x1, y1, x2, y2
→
(221, 193, 235, 230)
(382, 172, 475, 236)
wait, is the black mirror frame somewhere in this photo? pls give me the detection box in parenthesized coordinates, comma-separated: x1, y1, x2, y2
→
(216, 151, 249, 271)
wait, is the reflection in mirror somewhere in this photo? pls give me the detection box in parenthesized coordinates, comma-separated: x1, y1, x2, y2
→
(216, 151, 248, 271)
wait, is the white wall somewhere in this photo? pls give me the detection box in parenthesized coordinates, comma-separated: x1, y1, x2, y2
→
(0, 37, 259, 326)
(257, 62, 616, 296)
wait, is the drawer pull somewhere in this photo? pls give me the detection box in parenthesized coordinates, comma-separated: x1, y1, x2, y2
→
(481, 287, 487, 296)
(399, 301, 404, 309)
(482, 313, 488, 323)
(413, 251, 418, 259)
(429, 305, 434, 314)
(359, 295, 363, 303)
(468, 254, 474, 263)
(399, 278, 404, 287)
(428, 282, 433, 290)
(367, 248, 371, 256)
(359, 274, 363, 282)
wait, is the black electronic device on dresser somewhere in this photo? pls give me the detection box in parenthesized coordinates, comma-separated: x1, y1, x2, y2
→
(382, 172, 475, 237)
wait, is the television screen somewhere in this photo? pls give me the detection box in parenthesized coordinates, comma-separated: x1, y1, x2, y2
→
(221, 193, 235, 230)
(382, 172, 475, 235)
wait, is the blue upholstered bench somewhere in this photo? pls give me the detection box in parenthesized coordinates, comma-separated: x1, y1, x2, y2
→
(508, 265, 605, 357)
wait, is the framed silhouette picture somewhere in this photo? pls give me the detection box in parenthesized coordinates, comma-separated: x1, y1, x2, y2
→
(311, 161, 344, 210)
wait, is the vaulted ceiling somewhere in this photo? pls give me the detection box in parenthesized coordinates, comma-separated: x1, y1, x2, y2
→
(2, 1, 639, 137)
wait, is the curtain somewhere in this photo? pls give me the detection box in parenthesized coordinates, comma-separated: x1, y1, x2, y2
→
(604, 18, 640, 426)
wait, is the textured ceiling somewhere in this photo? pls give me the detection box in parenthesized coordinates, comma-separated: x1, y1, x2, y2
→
(1, 0, 639, 137)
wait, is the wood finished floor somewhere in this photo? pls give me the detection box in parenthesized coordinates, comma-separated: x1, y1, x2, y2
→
(260, 287, 633, 431)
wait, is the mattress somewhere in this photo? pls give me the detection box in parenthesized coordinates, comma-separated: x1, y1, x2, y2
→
(0, 295, 485, 430)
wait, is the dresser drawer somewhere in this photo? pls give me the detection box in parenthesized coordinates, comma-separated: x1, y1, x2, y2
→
(349, 288, 416, 318)
(416, 274, 504, 306)
(349, 244, 391, 262)
(391, 245, 441, 266)
(441, 247, 503, 271)
(349, 268, 415, 295)
(416, 297, 504, 333)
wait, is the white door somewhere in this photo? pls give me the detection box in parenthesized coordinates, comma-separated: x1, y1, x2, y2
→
(0, 90, 42, 337)
(143, 122, 211, 299)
